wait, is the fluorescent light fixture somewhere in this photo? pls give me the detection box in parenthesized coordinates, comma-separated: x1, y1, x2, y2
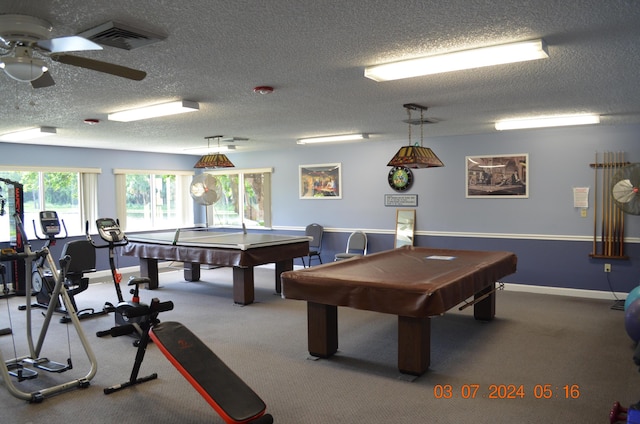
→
(365, 39, 548, 82)
(495, 114, 600, 131)
(108, 100, 199, 122)
(0, 126, 57, 142)
(297, 133, 368, 144)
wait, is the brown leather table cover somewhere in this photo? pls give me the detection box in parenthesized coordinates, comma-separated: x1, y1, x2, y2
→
(122, 240, 309, 268)
(281, 246, 517, 318)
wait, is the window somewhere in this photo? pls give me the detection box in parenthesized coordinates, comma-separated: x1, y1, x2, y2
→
(204, 168, 272, 228)
(114, 169, 193, 231)
(0, 167, 100, 241)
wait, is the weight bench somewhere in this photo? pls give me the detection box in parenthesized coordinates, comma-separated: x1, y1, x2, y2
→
(104, 295, 273, 424)
(150, 321, 273, 424)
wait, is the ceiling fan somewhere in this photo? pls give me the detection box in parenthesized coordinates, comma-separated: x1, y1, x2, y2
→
(0, 14, 146, 88)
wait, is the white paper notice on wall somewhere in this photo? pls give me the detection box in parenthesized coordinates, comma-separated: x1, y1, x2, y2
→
(573, 187, 589, 208)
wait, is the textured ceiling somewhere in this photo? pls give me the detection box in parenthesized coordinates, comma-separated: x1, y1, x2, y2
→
(0, 0, 639, 155)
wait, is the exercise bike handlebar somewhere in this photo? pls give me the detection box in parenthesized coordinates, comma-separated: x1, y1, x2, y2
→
(32, 217, 68, 241)
(85, 220, 129, 249)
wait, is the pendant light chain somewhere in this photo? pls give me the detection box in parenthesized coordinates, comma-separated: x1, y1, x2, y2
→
(420, 108, 424, 148)
(407, 107, 412, 146)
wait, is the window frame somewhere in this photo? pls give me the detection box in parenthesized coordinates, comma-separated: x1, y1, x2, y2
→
(203, 167, 273, 229)
(113, 168, 194, 232)
(0, 165, 101, 240)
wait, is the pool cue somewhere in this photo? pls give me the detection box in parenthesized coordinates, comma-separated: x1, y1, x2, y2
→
(617, 151, 625, 256)
(600, 152, 607, 256)
(458, 283, 505, 311)
(604, 151, 611, 256)
(593, 152, 598, 255)
(612, 151, 619, 256)
(600, 152, 605, 256)
(616, 151, 622, 256)
(607, 151, 613, 256)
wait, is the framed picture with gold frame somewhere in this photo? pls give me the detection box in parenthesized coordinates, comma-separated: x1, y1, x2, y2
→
(299, 163, 342, 199)
(466, 154, 528, 198)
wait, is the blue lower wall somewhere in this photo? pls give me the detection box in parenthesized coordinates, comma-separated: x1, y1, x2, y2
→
(4, 228, 636, 296)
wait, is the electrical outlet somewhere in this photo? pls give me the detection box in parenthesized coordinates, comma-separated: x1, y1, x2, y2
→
(604, 263, 612, 273)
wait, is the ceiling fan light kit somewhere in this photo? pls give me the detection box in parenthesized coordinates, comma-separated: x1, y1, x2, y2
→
(0, 47, 47, 81)
(365, 39, 549, 82)
(107, 100, 199, 122)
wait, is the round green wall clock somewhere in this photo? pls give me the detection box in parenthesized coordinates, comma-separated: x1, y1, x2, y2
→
(388, 166, 413, 192)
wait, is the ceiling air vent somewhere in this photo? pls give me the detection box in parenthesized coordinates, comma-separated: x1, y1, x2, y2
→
(77, 21, 166, 50)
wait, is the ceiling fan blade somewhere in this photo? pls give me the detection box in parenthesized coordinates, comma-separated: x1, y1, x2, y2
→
(51, 53, 146, 80)
(31, 70, 55, 88)
(37, 36, 102, 53)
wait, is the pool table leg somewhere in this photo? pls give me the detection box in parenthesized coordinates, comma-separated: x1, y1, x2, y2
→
(139, 258, 159, 290)
(307, 302, 338, 358)
(274, 259, 294, 294)
(398, 316, 430, 376)
(184, 262, 201, 282)
(473, 283, 496, 321)
(232, 266, 255, 305)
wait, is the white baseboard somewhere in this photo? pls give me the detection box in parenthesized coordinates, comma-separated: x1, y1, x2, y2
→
(503, 282, 625, 301)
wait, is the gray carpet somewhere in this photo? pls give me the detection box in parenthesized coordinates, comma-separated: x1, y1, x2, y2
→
(0, 265, 636, 423)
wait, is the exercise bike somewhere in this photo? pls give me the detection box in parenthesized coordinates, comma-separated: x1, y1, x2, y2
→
(20, 211, 111, 323)
(88, 218, 149, 341)
(103, 279, 273, 424)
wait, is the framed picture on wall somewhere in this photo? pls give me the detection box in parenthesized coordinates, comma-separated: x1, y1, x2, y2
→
(299, 163, 342, 199)
(466, 154, 528, 198)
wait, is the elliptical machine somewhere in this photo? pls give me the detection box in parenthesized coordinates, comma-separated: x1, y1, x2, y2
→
(28, 211, 67, 308)
(21, 211, 110, 323)
(87, 218, 150, 341)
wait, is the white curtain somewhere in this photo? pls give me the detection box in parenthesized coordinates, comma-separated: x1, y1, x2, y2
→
(114, 173, 128, 231)
(80, 172, 99, 232)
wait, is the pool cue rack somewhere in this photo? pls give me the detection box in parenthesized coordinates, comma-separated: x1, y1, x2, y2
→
(589, 151, 630, 260)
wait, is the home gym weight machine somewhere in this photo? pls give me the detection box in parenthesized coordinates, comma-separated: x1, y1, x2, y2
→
(0, 213, 97, 402)
(0, 177, 25, 296)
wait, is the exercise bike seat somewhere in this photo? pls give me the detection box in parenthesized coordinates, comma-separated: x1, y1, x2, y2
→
(149, 321, 272, 424)
(128, 276, 151, 286)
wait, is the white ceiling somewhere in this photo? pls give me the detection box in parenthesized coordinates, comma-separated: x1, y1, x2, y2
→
(1, 0, 639, 155)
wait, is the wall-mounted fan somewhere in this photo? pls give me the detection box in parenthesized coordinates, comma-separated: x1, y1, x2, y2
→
(0, 14, 146, 88)
(190, 174, 222, 206)
(612, 164, 640, 216)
